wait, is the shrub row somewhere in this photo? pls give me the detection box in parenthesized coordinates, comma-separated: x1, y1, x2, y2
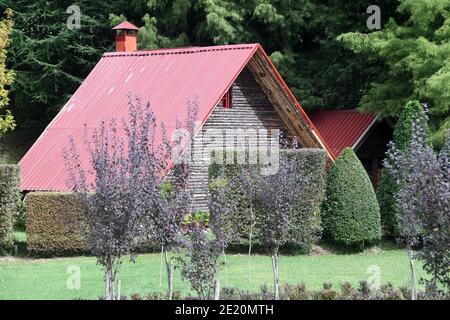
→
(26, 192, 88, 255)
(127, 281, 449, 300)
(0, 164, 21, 252)
(208, 148, 327, 252)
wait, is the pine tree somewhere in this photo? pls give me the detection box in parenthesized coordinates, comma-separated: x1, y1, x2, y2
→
(3, 0, 121, 126)
(339, 0, 450, 148)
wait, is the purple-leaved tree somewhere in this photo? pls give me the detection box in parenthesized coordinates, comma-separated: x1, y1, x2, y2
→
(64, 95, 198, 300)
(385, 123, 450, 299)
(64, 96, 162, 300)
(149, 98, 198, 300)
(253, 151, 307, 300)
(176, 219, 226, 300)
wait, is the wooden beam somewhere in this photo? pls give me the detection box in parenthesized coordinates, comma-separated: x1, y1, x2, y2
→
(246, 50, 330, 157)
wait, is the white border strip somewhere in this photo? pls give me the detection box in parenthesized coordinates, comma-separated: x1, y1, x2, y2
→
(351, 115, 380, 151)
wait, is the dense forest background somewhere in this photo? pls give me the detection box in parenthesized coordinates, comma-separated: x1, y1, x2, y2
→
(0, 0, 448, 162)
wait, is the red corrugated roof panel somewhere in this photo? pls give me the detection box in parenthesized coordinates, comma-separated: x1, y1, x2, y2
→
(308, 109, 377, 158)
(19, 44, 259, 191)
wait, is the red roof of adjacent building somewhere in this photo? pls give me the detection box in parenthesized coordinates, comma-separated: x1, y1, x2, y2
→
(308, 109, 378, 158)
(20, 43, 330, 192)
(112, 21, 139, 30)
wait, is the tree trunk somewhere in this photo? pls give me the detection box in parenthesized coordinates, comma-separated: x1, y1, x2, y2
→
(271, 249, 280, 300)
(105, 258, 114, 300)
(223, 250, 228, 287)
(248, 221, 253, 283)
(164, 250, 174, 300)
(214, 279, 220, 300)
(159, 245, 164, 287)
(407, 248, 417, 300)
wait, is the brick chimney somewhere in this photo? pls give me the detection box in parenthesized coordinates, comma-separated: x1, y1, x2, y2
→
(112, 21, 139, 52)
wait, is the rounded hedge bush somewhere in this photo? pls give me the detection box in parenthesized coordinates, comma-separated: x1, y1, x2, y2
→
(322, 148, 381, 247)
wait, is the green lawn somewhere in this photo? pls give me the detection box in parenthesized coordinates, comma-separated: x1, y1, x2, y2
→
(0, 247, 425, 300)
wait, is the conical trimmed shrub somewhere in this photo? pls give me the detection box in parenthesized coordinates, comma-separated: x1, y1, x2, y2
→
(393, 100, 429, 151)
(377, 100, 429, 237)
(322, 148, 381, 247)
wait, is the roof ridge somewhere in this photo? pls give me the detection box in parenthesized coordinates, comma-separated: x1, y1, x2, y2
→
(310, 109, 377, 115)
(102, 43, 258, 58)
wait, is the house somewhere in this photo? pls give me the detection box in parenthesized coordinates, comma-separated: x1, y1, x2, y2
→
(19, 22, 391, 211)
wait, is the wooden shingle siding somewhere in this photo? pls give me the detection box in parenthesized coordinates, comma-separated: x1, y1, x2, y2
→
(188, 67, 293, 211)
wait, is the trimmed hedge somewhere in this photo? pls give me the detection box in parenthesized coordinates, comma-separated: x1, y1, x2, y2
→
(209, 156, 255, 246)
(0, 165, 21, 252)
(322, 148, 381, 247)
(209, 148, 327, 251)
(26, 192, 87, 255)
(283, 149, 327, 251)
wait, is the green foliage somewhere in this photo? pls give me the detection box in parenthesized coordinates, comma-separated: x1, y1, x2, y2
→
(133, 0, 395, 111)
(1, 0, 120, 127)
(0, 164, 20, 252)
(209, 159, 254, 245)
(393, 101, 429, 151)
(182, 211, 210, 226)
(209, 149, 327, 251)
(0, 8, 15, 136)
(1, 0, 399, 134)
(282, 149, 327, 251)
(13, 196, 25, 230)
(377, 100, 429, 237)
(322, 148, 381, 247)
(26, 192, 87, 255)
(339, 0, 450, 148)
(376, 169, 401, 237)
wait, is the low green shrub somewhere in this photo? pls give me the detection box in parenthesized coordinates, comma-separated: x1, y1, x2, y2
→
(0, 164, 21, 252)
(26, 192, 87, 255)
(126, 281, 449, 300)
(322, 148, 381, 247)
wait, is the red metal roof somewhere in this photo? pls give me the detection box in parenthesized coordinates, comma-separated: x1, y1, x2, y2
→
(20, 44, 260, 191)
(308, 109, 377, 158)
(19, 43, 331, 192)
(112, 21, 139, 30)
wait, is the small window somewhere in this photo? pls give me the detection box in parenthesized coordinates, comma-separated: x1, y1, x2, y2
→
(221, 88, 232, 109)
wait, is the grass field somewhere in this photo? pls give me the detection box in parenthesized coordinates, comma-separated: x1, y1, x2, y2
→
(0, 247, 424, 300)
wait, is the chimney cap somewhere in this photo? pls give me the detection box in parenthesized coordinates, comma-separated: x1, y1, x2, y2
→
(112, 21, 139, 31)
